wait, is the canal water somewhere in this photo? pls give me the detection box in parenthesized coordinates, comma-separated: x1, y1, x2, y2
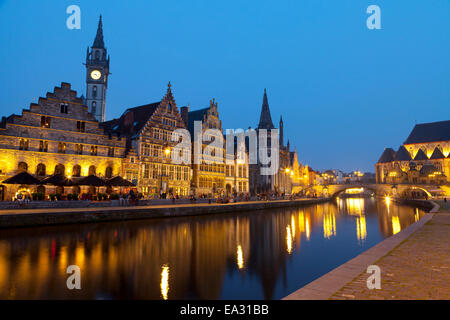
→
(0, 197, 425, 300)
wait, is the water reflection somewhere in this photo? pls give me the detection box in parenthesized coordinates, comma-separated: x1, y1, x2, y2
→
(160, 265, 169, 300)
(356, 216, 367, 244)
(0, 198, 425, 300)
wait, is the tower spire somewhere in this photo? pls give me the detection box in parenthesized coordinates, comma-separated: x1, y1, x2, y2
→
(279, 115, 284, 147)
(258, 88, 275, 129)
(93, 15, 105, 48)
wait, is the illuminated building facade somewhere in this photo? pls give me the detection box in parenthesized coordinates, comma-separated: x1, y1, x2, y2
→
(103, 84, 191, 197)
(181, 99, 249, 196)
(0, 82, 126, 200)
(376, 120, 450, 185)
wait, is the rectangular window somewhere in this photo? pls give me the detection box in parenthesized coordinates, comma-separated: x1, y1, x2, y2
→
(39, 140, 48, 152)
(19, 139, 29, 151)
(41, 116, 51, 128)
(76, 121, 86, 132)
(58, 142, 66, 154)
(152, 164, 159, 179)
(143, 164, 150, 179)
(169, 166, 174, 180)
(90, 146, 98, 156)
(108, 147, 114, 157)
(76, 144, 83, 155)
(142, 143, 150, 156)
(60, 103, 68, 114)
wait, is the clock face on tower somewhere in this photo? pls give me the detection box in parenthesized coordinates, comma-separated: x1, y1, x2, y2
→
(90, 70, 102, 80)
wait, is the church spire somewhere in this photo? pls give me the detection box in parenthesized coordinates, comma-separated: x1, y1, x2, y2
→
(257, 88, 275, 129)
(93, 15, 105, 48)
(279, 115, 284, 147)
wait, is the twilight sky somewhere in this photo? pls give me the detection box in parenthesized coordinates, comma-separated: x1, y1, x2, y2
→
(0, 0, 449, 173)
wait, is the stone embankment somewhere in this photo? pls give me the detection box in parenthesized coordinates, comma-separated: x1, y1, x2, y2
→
(0, 198, 330, 229)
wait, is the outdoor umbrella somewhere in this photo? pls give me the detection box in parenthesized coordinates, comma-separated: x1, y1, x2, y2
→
(2, 171, 42, 185)
(105, 176, 135, 187)
(41, 174, 74, 186)
(75, 175, 106, 199)
(75, 175, 106, 186)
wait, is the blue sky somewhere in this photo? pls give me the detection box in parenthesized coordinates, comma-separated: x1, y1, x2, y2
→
(0, 0, 449, 172)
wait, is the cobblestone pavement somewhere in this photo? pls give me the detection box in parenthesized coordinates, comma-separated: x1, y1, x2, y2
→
(331, 202, 450, 300)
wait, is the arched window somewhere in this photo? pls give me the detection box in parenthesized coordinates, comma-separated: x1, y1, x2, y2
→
(93, 86, 97, 98)
(36, 163, 46, 176)
(72, 165, 81, 177)
(92, 101, 97, 114)
(55, 164, 65, 175)
(18, 162, 28, 173)
(95, 50, 100, 60)
(88, 165, 96, 176)
(105, 167, 113, 179)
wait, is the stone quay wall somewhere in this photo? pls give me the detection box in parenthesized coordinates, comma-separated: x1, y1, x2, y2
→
(0, 198, 330, 229)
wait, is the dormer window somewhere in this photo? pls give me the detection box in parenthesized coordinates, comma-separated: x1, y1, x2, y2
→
(167, 103, 172, 112)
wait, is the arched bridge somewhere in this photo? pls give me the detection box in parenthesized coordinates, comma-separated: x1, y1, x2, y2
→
(305, 184, 445, 199)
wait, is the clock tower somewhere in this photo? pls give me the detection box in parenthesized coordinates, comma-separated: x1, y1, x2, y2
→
(85, 15, 110, 122)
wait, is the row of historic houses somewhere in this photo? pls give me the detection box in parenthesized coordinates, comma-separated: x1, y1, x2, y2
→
(0, 16, 301, 201)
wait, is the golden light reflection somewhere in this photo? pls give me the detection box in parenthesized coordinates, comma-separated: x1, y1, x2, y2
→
(356, 216, 367, 243)
(75, 246, 85, 268)
(286, 226, 292, 254)
(237, 245, 244, 269)
(346, 198, 364, 215)
(58, 246, 68, 271)
(392, 216, 401, 235)
(291, 215, 296, 239)
(305, 217, 310, 241)
(160, 265, 169, 300)
(345, 188, 364, 194)
(323, 212, 336, 239)
(415, 208, 420, 222)
(298, 211, 305, 232)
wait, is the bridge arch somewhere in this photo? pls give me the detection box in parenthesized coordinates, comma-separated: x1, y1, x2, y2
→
(329, 185, 378, 198)
(399, 186, 432, 199)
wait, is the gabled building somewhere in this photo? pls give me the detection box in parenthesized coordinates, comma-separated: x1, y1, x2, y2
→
(181, 99, 249, 196)
(103, 83, 191, 197)
(0, 82, 126, 200)
(375, 120, 450, 185)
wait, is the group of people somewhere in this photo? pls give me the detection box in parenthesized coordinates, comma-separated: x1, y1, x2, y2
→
(118, 189, 142, 206)
(14, 192, 31, 204)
